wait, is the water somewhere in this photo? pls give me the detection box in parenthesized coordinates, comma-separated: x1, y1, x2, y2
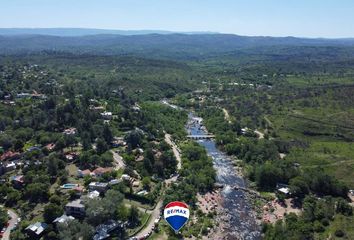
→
(187, 112, 261, 240)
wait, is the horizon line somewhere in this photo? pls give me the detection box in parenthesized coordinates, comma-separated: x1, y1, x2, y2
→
(0, 27, 353, 39)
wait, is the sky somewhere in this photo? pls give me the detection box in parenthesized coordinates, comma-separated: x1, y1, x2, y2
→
(0, 0, 354, 38)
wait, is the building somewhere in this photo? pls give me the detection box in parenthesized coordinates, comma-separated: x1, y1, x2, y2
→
(25, 222, 48, 238)
(16, 93, 31, 99)
(89, 182, 109, 193)
(92, 167, 113, 177)
(10, 175, 25, 189)
(109, 179, 122, 186)
(65, 199, 85, 218)
(5, 162, 16, 172)
(63, 128, 77, 135)
(93, 220, 124, 240)
(53, 214, 75, 226)
(111, 137, 126, 147)
(0, 151, 20, 161)
(78, 169, 92, 178)
(87, 190, 100, 199)
(100, 112, 113, 120)
(45, 143, 56, 151)
(276, 183, 291, 195)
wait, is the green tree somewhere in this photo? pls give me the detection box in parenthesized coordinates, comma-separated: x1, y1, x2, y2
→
(0, 208, 9, 228)
(58, 220, 94, 240)
(44, 203, 63, 223)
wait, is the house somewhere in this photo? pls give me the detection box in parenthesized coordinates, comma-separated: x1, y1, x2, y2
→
(0, 151, 20, 161)
(25, 222, 48, 238)
(63, 128, 77, 135)
(45, 143, 56, 151)
(87, 190, 100, 199)
(31, 93, 47, 100)
(65, 152, 79, 161)
(92, 167, 113, 177)
(121, 174, 136, 185)
(73, 186, 85, 196)
(121, 174, 132, 181)
(78, 169, 92, 178)
(90, 106, 105, 112)
(65, 199, 85, 218)
(135, 155, 144, 162)
(276, 183, 291, 195)
(132, 181, 140, 187)
(16, 93, 31, 99)
(89, 182, 109, 193)
(109, 179, 122, 186)
(5, 162, 16, 172)
(100, 112, 113, 120)
(137, 190, 148, 196)
(111, 137, 126, 147)
(10, 175, 25, 189)
(53, 214, 75, 226)
(93, 220, 124, 240)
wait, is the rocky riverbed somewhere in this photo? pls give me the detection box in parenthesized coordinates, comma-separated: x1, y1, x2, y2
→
(187, 113, 261, 240)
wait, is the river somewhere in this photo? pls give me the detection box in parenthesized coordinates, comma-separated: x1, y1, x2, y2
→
(187, 112, 261, 240)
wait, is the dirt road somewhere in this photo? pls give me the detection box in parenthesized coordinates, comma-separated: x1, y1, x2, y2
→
(222, 108, 232, 124)
(111, 150, 126, 169)
(254, 130, 264, 139)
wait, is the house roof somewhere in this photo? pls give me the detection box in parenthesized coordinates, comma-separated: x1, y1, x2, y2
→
(25, 222, 48, 235)
(45, 143, 56, 150)
(11, 175, 24, 183)
(88, 190, 100, 199)
(89, 182, 109, 188)
(93, 167, 112, 175)
(0, 151, 20, 161)
(66, 199, 85, 208)
(53, 214, 75, 224)
(80, 169, 91, 175)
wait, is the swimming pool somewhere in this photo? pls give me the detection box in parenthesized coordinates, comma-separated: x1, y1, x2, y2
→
(61, 183, 78, 189)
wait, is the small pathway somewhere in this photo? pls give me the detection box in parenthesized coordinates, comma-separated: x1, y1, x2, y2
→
(164, 133, 181, 171)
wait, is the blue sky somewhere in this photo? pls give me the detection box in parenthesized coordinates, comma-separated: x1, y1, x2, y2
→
(1, 0, 354, 38)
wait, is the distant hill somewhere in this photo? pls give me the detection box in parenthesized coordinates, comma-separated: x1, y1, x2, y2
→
(0, 28, 218, 36)
(0, 30, 354, 58)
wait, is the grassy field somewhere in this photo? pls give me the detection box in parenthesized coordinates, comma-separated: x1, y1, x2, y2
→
(268, 103, 354, 188)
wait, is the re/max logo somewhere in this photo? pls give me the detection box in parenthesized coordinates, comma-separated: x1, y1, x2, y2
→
(166, 209, 187, 215)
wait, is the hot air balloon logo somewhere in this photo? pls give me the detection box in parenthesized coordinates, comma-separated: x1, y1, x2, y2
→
(164, 201, 190, 233)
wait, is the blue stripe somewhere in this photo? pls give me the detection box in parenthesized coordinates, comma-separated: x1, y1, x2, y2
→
(166, 215, 188, 231)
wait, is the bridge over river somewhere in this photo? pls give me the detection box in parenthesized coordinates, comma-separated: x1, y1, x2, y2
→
(187, 134, 215, 140)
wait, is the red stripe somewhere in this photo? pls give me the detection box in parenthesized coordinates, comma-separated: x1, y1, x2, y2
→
(165, 201, 188, 209)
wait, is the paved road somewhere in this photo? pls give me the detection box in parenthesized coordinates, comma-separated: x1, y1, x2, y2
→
(164, 133, 181, 171)
(111, 150, 126, 169)
(133, 172, 179, 239)
(134, 200, 163, 239)
(1, 207, 18, 240)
